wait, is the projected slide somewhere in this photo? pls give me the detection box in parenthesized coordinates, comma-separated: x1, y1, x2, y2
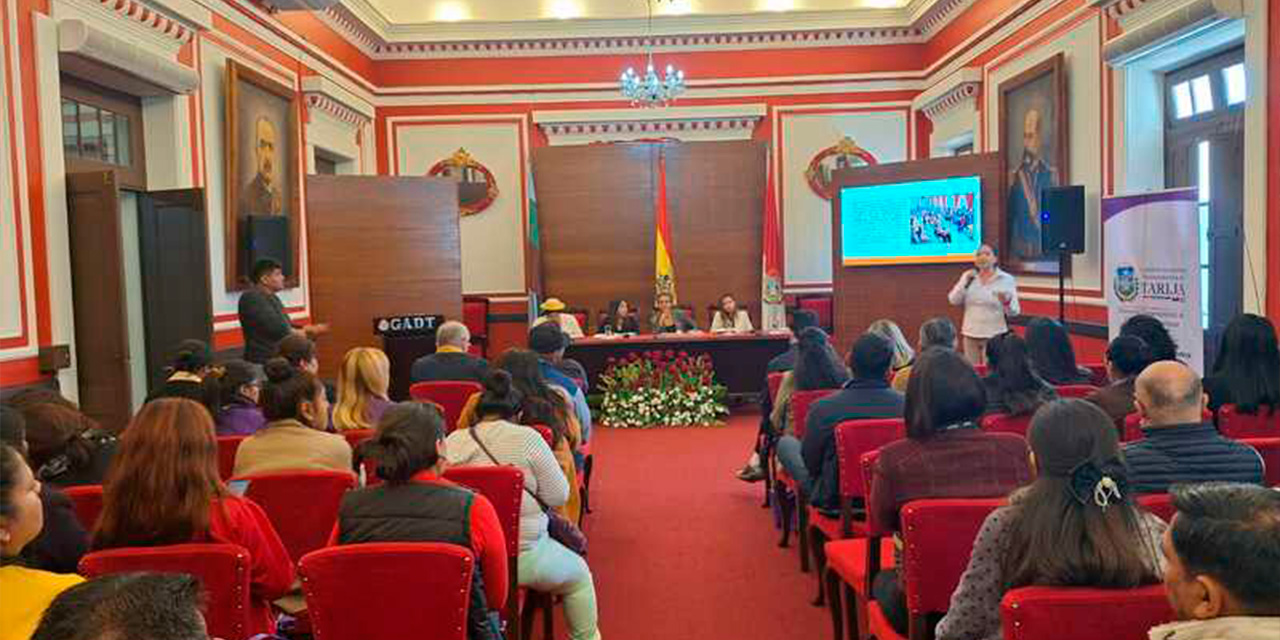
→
(839, 175, 982, 266)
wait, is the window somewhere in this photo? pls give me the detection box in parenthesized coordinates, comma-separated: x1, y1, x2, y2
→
(1167, 49, 1246, 122)
(952, 143, 974, 156)
(60, 78, 146, 189)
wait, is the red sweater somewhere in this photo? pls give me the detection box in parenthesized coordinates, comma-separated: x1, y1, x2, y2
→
(202, 496, 295, 635)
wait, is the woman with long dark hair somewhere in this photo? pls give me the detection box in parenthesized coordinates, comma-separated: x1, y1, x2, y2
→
(935, 400, 1165, 640)
(601, 300, 639, 335)
(770, 327, 850, 435)
(983, 332, 1058, 416)
(1024, 316, 1092, 385)
(20, 403, 116, 488)
(498, 349, 582, 522)
(92, 399, 293, 636)
(1204, 313, 1280, 415)
(1120, 314, 1179, 362)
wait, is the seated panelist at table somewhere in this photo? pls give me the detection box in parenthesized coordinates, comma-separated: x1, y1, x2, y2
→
(532, 297, 585, 339)
(710, 293, 754, 334)
(599, 300, 640, 335)
(649, 292, 696, 334)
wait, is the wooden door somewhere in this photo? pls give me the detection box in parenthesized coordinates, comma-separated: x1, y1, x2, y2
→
(66, 171, 132, 430)
(138, 189, 212, 393)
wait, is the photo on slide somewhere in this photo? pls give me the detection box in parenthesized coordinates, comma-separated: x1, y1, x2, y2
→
(839, 175, 982, 267)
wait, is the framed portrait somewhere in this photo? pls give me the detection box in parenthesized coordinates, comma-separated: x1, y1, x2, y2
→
(999, 53, 1069, 276)
(224, 59, 301, 291)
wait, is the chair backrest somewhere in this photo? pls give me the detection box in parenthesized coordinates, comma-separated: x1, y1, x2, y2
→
(1136, 493, 1175, 523)
(1219, 404, 1279, 439)
(409, 381, 484, 432)
(982, 412, 1034, 438)
(62, 484, 104, 531)
(1082, 363, 1109, 387)
(80, 543, 252, 640)
(216, 435, 247, 481)
(442, 465, 525, 561)
(834, 418, 905, 501)
(797, 295, 833, 331)
(342, 428, 376, 452)
(234, 470, 356, 564)
(1240, 437, 1280, 487)
(790, 389, 839, 439)
(300, 542, 474, 640)
(859, 450, 893, 538)
(1055, 384, 1099, 399)
(1000, 585, 1174, 640)
(766, 372, 785, 404)
(900, 498, 1006, 618)
(529, 423, 555, 448)
(462, 297, 489, 340)
(570, 309, 590, 334)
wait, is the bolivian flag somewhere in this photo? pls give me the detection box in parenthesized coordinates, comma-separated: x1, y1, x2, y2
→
(654, 151, 676, 303)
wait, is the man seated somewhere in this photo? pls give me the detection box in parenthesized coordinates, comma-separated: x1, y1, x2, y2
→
(1151, 482, 1280, 640)
(410, 320, 489, 384)
(529, 323, 592, 444)
(736, 309, 820, 482)
(532, 298, 585, 339)
(1086, 334, 1150, 433)
(33, 573, 209, 640)
(775, 333, 905, 513)
(1124, 361, 1263, 494)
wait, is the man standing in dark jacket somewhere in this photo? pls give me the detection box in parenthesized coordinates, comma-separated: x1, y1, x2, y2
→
(775, 333, 905, 513)
(1124, 360, 1263, 494)
(237, 259, 327, 365)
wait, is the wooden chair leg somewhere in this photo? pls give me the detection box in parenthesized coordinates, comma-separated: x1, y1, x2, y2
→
(776, 485, 793, 548)
(581, 454, 594, 515)
(826, 569, 844, 640)
(507, 591, 522, 640)
(810, 529, 828, 606)
(541, 597, 555, 640)
(798, 496, 811, 573)
(520, 595, 537, 640)
(843, 583, 862, 640)
(761, 441, 774, 508)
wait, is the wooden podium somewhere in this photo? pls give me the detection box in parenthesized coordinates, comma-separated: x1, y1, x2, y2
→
(374, 314, 445, 401)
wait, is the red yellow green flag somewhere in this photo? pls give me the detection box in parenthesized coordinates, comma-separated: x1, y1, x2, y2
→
(654, 151, 676, 302)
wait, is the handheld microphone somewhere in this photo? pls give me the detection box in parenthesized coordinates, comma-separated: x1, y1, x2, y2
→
(964, 267, 978, 289)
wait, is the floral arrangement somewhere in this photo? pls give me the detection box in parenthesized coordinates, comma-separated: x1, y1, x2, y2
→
(598, 350, 728, 428)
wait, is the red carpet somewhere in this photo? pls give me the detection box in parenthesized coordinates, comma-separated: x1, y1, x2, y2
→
(581, 411, 829, 640)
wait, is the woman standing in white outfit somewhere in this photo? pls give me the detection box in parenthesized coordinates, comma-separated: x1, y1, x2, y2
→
(948, 244, 1020, 366)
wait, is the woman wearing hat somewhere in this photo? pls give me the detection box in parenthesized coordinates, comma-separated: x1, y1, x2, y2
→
(533, 298, 585, 339)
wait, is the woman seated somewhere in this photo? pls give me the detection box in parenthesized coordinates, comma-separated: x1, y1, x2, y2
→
(1025, 316, 1093, 385)
(21, 402, 116, 488)
(533, 298, 585, 339)
(499, 349, 583, 522)
(445, 371, 601, 640)
(710, 294, 754, 334)
(0, 443, 85, 640)
(145, 339, 216, 407)
(600, 299, 639, 335)
(1203, 313, 1279, 416)
(336, 402, 507, 640)
(869, 348, 1034, 635)
(982, 333, 1058, 416)
(210, 360, 266, 437)
(649, 292, 695, 334)
(333, 347, 394, 432)
(868, 319, 915, 378)
(0, 407, 89, 575)
(1120, 314, 1179, 363)
(92, 399, 293, 636)
(232, 358, 352, 478)
(935, 399, 1166, 640)
(771, 327, 850, 436)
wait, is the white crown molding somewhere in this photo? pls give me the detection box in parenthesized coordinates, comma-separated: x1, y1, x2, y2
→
(51, 0, 208, 58)
(913, 67, 981, 121)
(533, 104, 766, 146)
(301, 75, 375, 126)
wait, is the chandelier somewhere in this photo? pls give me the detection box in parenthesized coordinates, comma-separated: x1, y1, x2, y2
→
(619, 0, 687, 107)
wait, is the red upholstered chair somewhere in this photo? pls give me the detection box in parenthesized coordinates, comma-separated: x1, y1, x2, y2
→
(774, 388, 839, 560)
(62, 484, 104, 531)
(216, 435, 247, 481)
(982, 412, 1034, 438)
(410, 381, 484, 432)
(463, 296, 490, 357)
(1055, 384, 1099, 399)
(1240, 438, 1280, 486)
(233, 471, 356, 564)
(1219, 404, 1279, 439)
(443, 465, 526, 640)
(798, 295, 833, 333)
(569, 309, 590, 335)
(1136, 493, 1175, 523)
(528, 424, 555, 448)
(825, 449, 898, 640)
(767, 372, 785, 404)
(300, 543, 474, 640)
(80, 544, 252, 640)
(1083, 363, 1109, 387)
(1000, 585, 1174, 640)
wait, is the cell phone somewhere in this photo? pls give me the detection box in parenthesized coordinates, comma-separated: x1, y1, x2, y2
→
(227, 479, 250, 496)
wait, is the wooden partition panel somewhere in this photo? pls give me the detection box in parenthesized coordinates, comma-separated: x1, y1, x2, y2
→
(830, 154, 1004, 356)
(306, 176, 462, 380)
(533, 141, 766, 331)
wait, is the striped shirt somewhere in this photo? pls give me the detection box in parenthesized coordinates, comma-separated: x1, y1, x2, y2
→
(1123, 422, 1264, 495)
(444, 419, 569, 551)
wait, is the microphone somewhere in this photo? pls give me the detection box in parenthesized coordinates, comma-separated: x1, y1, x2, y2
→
(964, 267, 978, 289)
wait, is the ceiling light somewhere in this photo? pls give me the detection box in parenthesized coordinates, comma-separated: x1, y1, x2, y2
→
(761, 0, 796, 10)
(657, 0, 694, 15)
(547, 0, 583, 19)
(433, 2, 470, 22)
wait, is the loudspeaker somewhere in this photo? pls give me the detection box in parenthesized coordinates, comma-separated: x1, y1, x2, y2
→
(1039, 185, 1085, 254)
(245, 215, 292, 278)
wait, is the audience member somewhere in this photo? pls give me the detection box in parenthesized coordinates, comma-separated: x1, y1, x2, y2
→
(232, 358, 352, 478)
(649, 292, 695, 334)
(601, 299, 639, 335)
(775, 333, 904, 515)
(0, 407, 86, 575)
(1150, 483, 1280, 640)
(276, 332, 319, 374)
(31, 573, 210, 640)
(766, 310, 820, 374)
(1203, 313, 1279, 415)
(533, 297, 585, 339)
(332, 347, 393, 431)
(868, 319, 915, 376)
(1086, 335, 1151, 433)
(410, 320, 490, 384)
(92, 398, 293, 636)
(891, 316, 957, 393)
(869, 348, 1033, 635)
(1024, 316, 1093, 385)
(1124, 361, 1263, 494)
(936, 400, 1165, 640)
(770, 327, 850, 436)
(238, 258, 327, 366)
(445, 371, 600, 640)
(1120, 314, 1179, 363)
(499, 349, 582, 522)
(337, 402, 507, 640)
(710, 293, 754, 334)
(145, 339, 216, 407)
(208, 359, 267, 436)
(529, 323, 593, 444)
(20, 402, 116, 487)
(982, 332, 1057, 416)
(736, 309, 819, 482)
(0, 443, 84, 640)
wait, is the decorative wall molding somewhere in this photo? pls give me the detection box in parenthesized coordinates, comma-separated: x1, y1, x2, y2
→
(1096, 0, 1159, 20)
(91, 0, 207, 43)
(301, 76, 375, 128)
(533, 105, 766, 146)
(305, 93, 370, 128)
(52, 0, 208, 61)
(920, 81, 980, 121)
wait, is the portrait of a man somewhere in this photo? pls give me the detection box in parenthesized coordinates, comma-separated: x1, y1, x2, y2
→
(241, 117, 283, 216)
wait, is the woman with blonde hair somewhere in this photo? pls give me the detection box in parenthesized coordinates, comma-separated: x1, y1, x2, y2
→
(333, 347, 393, 431)
(868, 319, 915, 375)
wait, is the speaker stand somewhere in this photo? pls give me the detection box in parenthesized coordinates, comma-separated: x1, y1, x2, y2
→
(1057, 250, 1068, 325)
